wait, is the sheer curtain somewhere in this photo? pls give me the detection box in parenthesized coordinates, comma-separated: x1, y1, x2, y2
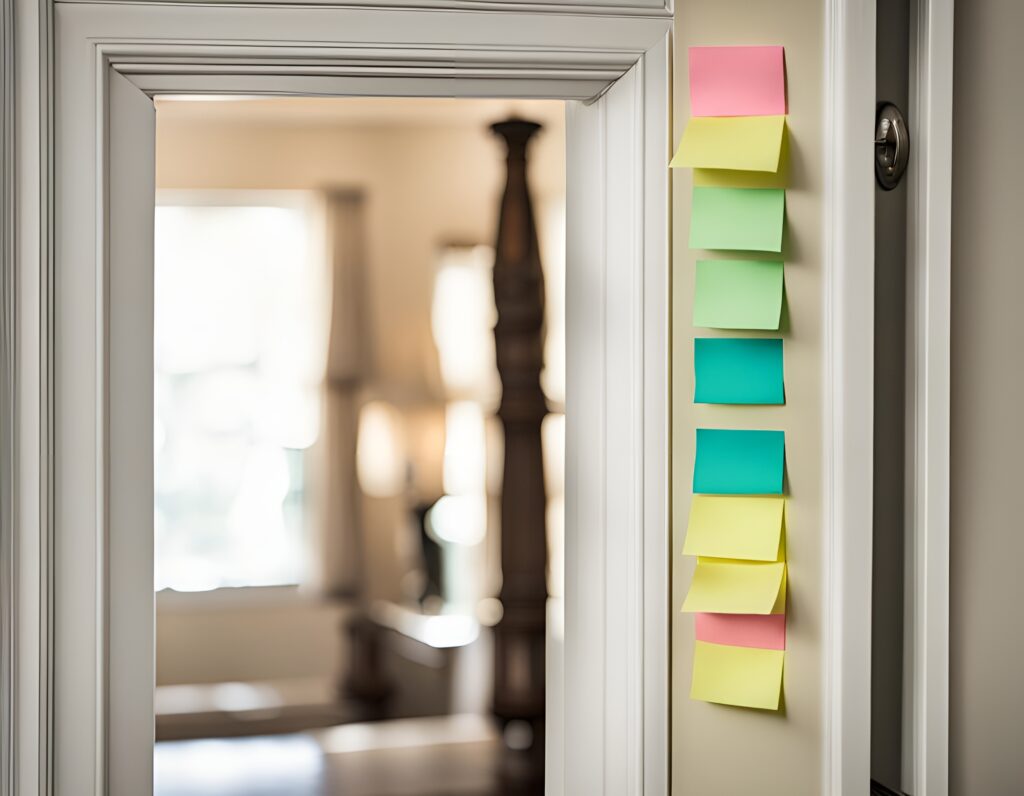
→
(313, 191, 369, 599)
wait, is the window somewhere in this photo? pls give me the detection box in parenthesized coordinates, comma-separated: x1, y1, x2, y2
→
(154, 192, 327, 591)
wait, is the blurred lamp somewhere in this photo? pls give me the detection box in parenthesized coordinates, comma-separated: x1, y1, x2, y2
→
(356, 400, 406, 498)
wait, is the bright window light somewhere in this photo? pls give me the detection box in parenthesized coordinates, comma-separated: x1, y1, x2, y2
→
(430, 246, 499, 404)
(442, 401, 487, 497)
(154, 195, 326, 592)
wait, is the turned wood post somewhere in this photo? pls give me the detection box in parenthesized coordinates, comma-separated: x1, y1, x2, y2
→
(490, 119, 548, 740)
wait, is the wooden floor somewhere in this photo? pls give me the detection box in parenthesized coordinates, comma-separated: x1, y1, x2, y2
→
(154, 714, 542, 796)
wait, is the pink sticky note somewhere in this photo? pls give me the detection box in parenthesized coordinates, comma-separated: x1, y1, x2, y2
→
(689, 46, 787, 117)
(695, 612, 786, 650)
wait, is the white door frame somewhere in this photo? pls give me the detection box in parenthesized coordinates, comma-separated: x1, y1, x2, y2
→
(6, 2, 672, 794)
(823, 1, 954, 793)
(904, 0, 953, 793)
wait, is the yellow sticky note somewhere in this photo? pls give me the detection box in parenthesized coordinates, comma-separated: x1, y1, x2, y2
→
(681, 558, 787, 614)
(670, 116, 786, 173)
(692, 132, 790, 189)
(683, 496, 785, 561)
(691, 640, 784, 710)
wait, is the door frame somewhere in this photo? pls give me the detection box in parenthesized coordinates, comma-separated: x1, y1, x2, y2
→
(6, 2, 673, 794)
(823, 2, 954, 793)
(904, 0, 953, 793)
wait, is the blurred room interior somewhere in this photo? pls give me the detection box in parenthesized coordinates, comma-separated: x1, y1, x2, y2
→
(151, 96, 565, 796)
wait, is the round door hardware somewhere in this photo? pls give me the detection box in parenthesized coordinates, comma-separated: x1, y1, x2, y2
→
(875, 102, 910, 190)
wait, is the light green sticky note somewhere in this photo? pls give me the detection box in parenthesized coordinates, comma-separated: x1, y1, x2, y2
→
(691, 640, 785, 711)
(690, 187, 785, 252)
(694, 259, 784, 330)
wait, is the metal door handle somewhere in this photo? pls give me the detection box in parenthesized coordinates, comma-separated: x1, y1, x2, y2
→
(875, 102, 910, 190)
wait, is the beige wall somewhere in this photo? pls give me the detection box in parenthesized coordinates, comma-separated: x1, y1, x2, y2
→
(671, 4, 824, 793)
(155, 98, 565, 686)
(157, 591, 348, 685)
(950, 2, 1024, 791)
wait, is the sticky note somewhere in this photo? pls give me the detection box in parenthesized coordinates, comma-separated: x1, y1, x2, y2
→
(693, 259, 784, 330)
(693, 428, 785, 495)
(682, 558, 787, 614)
(695, 612, 787, 651)
(691, 640, 784, 710)
(689, 187, 785, 252)
(694, 338, 784, 405)
(683, 495, 785, 561)
(689, 46, 787, 117)
(671, 116, 786, 173)
(692, 128, 789, 189)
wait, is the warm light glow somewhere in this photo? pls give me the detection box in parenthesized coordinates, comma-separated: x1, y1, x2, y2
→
(430, 246, 499, 403)
(541, 199, 566, 408)
(443, 401, 486, 496)
(356, 400, 407, 498)
(542, 413, 565, 598)
(155, 736, 323, 794)
(427, 494, 487, 546)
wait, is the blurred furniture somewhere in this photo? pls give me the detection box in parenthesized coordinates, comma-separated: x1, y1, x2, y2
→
(490, 118, 549, 765)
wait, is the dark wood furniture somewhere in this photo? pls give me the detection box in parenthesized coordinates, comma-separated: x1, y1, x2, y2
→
(490, 119, 549, 775)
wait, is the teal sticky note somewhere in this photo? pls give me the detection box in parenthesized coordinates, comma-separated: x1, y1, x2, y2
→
(689, 187, 785, 252)
(694, 338, 784, 405)
(693, 428, 785, 494)
(693, 259, 784, 330)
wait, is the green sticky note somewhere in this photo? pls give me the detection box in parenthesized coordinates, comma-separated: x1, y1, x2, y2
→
(694, 259, 784, 330)
(689, 187, 785, 252)
(694, 338, 784, 405)
(693, 428, 785, 494)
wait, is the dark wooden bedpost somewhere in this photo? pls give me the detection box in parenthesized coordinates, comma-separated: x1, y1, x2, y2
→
(490, 118, 548, 776)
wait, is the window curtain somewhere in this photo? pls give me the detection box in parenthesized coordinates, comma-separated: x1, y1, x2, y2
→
(313, 191, 369, 599)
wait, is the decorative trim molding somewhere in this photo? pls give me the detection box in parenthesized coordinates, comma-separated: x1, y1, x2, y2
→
(905, 0, 952, 792)
(822, 0, 876, 793)
(1, 0, 16, 784)
(6, 0, 57, 793)
(57, 0, 673, 19)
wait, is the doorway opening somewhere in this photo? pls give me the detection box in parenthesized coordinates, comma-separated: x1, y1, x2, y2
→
(151, 97, 566, 796)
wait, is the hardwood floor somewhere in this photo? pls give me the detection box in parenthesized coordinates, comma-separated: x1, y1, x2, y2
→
(154, 714, 542, 796)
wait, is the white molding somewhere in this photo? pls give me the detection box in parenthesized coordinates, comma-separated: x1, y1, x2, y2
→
(563, 39, 669, 792)
(8, 0, 56, 794)
(56, 0, 673, 19)
(1, 0, 16, 786)
(639, 34, 669, 796)
(822, 1, 876, 794)
(905, 0, 953, 793)
(28, 3, 673, 794)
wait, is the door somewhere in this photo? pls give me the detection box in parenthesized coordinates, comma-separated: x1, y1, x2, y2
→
(872, 0, 911, 792)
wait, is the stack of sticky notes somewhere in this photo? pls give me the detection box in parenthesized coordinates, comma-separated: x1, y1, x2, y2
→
(672, 45, 790, 711)
(684, 430, 786, 710)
